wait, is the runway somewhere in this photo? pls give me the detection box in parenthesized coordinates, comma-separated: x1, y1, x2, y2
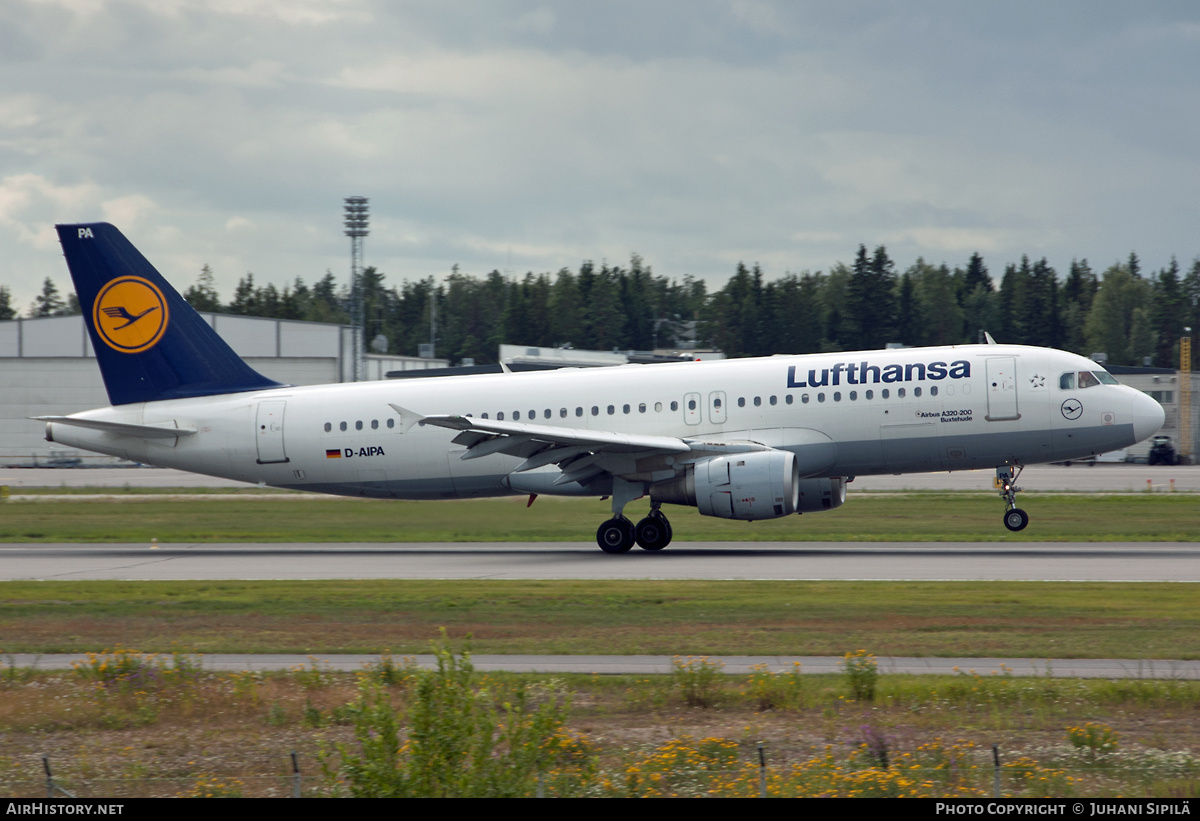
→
(4, 541, 1199, 581)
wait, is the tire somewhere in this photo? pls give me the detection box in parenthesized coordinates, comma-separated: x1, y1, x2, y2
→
(635, 515, 671, 551)
(597, 518, 635, 553)
(1003, 508, 1029, 532)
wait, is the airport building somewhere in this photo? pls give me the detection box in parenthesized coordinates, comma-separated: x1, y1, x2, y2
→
(0, 313, 448, 465)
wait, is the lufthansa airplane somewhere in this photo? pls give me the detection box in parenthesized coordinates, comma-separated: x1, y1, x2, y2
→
(39, 223, 1165, 553)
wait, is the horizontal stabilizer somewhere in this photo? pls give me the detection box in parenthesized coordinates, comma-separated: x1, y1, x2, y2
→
(34, 416, 196, 439)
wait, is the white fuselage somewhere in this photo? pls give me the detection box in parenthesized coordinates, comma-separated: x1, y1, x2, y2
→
(46, 343, 1163, 501)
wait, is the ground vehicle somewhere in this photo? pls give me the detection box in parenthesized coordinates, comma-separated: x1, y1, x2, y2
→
(1147, 435, 1178, 466)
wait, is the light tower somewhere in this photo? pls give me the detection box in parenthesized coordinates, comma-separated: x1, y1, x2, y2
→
(343, 197, 369, 381)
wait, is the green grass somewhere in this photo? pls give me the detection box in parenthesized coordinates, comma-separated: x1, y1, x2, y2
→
(2, 579, 1198, 657)
(1, 492, 1198, 542)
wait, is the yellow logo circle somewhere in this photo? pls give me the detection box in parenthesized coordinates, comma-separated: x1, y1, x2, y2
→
(93, 276, 169, 354)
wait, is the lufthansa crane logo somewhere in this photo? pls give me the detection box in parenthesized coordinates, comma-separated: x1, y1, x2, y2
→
(93, 276, 169, 353)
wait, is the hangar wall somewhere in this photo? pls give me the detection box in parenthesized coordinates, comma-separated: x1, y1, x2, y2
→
(0, 314, 448, 464)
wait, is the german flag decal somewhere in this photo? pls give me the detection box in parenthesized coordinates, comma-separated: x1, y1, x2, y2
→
(325, 449, 341, 459)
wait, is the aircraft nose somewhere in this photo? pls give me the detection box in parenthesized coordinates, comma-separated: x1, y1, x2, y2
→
(1131, 390, 1165, 443)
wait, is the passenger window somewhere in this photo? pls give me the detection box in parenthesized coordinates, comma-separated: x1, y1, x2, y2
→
(560, 408, 567, 418)
(576, 407, 583, 417)
(930, 386, 937, 396)
(833, 392, 841, 402)
(738, 397, 746, 407)
(324, 422, 331, 432)
(497, 412, 505, 420)
(914, 387, 922, 397)
(592, 406, 599, 416)
(802, 394, 809, 404)
(670, 401, 679, 411)
(355, 420, 363, 430)
(623, 404, 630, 414)
(688, 399, 697, 410)
(785, 395, 793, 405)
(639, 403, 647, 413)
(655, 402, 662, 412)
(753, 396, 762, 406)
(544, 409, 552, 419)
(898, 388, 906, 398)
(387, 418, 395, 428)
(882, 389, 890, 399)
(817, 393, 825, 403)
(607, 405, 615, 415)
(769, 396, 777, 405)
(371, 419, 379, 429)
(340, 422, 347, 431)
(849, 391, 857, 401)
(513, 411, 521, 420)
(865, 390, 873, 400)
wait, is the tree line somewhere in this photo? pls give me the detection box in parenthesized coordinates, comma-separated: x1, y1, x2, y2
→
(5, 246, 1200, 369)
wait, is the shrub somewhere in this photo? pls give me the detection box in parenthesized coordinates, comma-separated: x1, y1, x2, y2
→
(841, 650, 879, 702)
(328, 637, 575, 797)
(672, 656, 725, 708)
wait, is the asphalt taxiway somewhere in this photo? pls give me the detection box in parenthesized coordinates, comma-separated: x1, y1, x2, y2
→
(6, 653, 1198, 679)
(2, 541, 1199, 581)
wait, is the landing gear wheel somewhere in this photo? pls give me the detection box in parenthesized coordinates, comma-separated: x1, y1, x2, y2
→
(597, 517, 636, 554)
(1003, 508, 1029, 532)
(635, 512, 673, 551)
(996, 464, 1028, 533)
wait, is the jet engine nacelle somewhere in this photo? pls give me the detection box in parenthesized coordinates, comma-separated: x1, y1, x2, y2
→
(651, 449, 800, 520)
(795, 476, 847, 513)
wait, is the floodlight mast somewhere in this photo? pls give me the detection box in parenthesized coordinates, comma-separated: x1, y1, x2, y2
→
(343, 197, 369, 382)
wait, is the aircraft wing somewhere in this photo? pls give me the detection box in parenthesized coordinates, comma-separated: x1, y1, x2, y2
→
(390, 404, 769, 485)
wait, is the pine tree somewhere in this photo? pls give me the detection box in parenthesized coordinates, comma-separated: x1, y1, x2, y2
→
(184, 265, 222, 312)
(0, 285, 14, 320)
(31, 278, 65, 317)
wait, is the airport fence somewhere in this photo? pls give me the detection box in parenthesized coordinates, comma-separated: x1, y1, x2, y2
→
(5, 746, 1198, 798)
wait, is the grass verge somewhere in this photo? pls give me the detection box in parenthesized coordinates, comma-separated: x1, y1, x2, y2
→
(1, 492, 1198, 542)
(2, 579, 1198, 658)
(1, 650, 1196, 797)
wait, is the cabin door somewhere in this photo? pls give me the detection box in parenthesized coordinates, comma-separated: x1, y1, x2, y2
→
(985, 357, 1021, 421)
(255, 400, 289, 464)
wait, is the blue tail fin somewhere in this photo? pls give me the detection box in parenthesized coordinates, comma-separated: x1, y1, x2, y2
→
(57, 222, 284, 406)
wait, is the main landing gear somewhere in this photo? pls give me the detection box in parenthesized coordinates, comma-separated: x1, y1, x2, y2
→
(596, 478, 673, 553)
(996, 464, 1029, 532)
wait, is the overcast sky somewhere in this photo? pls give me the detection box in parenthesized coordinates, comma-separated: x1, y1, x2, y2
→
(3, 0, 1199, 311)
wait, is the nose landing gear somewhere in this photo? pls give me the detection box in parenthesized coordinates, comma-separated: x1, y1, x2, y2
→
(997, 464, 1028, 531)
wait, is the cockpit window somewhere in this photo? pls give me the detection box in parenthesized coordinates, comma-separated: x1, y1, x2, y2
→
(1078, 371, 1100, 389)
(1059, 372, 1074, 390)
(1094, 371, 1119, 385)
